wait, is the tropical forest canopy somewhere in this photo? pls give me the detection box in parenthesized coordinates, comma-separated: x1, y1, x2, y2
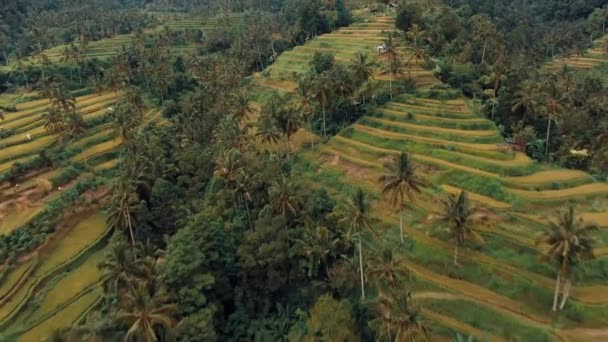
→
(0, 0, 607, 341)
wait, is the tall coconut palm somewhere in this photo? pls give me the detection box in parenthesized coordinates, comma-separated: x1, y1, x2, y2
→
(536, 206, 597, 311)
(381, 32, 399, 100)
(540, 78, 565, 156)
(368, 248, 411, 290)
(296, 74, 316, 148)
(232, 90, 253, 121)
(379, 153, 423, 244)
(370, 290, 429, 342)
(256, 114, 281, 153)
(273, 106, 301, 158)
(51, 86, 76, 115)
(439, 191, 483, 266)
(42, 108, 66, 135)
(116, 283, 178, 342)
(312, 72, 333, 137)
(405, 24, 428, 69)
(348, 51, 375, 103)
(340, 188, 377, 299)
(98, 240, 140, 294)
(511, 80, 539, 124)
(65, 111, 86, 137)
(299, 224, 341, 279)
(108, 177, 139, 246)
(267, 176, 301, 217)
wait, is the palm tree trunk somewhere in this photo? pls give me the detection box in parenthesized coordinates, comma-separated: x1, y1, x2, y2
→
(545, 118, 552, 156)
(358, 238, 365, 299)
(309, 119, 314, 149)
(453, 244, 459, 266)
(552, 271, 561, 311)
(21, 70, 29, 88)
(245, 201, 253, 231)
(481, 39, 487, 64)
(285, 136, 291, 159)
(322, 105, 327, 137)
(399, 209, 404, 244)
(559, 277, 571, 310)
(389, 67, 393, 100)
(126, 209, 135, 246)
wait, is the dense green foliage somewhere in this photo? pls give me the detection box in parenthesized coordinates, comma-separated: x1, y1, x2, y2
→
(1, 1, 608, 341)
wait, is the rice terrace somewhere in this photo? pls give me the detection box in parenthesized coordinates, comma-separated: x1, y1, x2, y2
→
(0, 0, 608, 341)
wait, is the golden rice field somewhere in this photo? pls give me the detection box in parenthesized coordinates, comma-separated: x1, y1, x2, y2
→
(0, 88, 160, 338)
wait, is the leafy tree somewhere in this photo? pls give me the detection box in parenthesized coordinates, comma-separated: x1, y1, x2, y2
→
(310, 51, 335, 74)
(296, 294, 359, 341)
(340, 188, 377, 299)
(379, 153, 423, 244)
(439, 191, 483, 266)
(471, 14, 499, 64)
(536, 206, 598, 311)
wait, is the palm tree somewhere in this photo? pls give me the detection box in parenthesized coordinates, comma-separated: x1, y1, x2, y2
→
(536, 206, 597, 311)
(267, 176, 301, 217)
(296, 74, 316, 148)
(511, 80, 539, 124)
(312, 72, 333, 137)
(405, 24, 427, 69)
(439, 191, 483, 266)
(273, 106, 301, 158)
(299, 224, 341, 279)
(381, 32, 399, 100)
(51, 85, 76, 115)
(42, 108, 65, 135)
(256, 114, 281, 152)
(232, 90, 253, 121)
(368, 248, 411, 290)
(348, 51, 375, 103)
(116, 283, 178, 342)
(98, 240, 140, 294)
(379, 153, 423, 244)
(108, 177, 139, 246)
(340, 188, 377, 299)
(370, 290, 429, 342)
(65, 111, 86, 137)
(540, 78, 565, 156)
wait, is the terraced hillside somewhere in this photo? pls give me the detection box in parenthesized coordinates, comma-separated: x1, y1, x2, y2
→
(550, 35, 608, 70)
(0, 213, 109, 341)
(0, 90, 162, 339)
(11, 12, 246, 65)
(248, 13, 608, 342)
(252, 13, 436, 95)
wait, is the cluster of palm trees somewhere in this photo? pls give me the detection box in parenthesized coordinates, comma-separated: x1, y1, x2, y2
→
(51, 239, 178, 342)
(41, 84, 86, 140)
(347, 150, 598, 316)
